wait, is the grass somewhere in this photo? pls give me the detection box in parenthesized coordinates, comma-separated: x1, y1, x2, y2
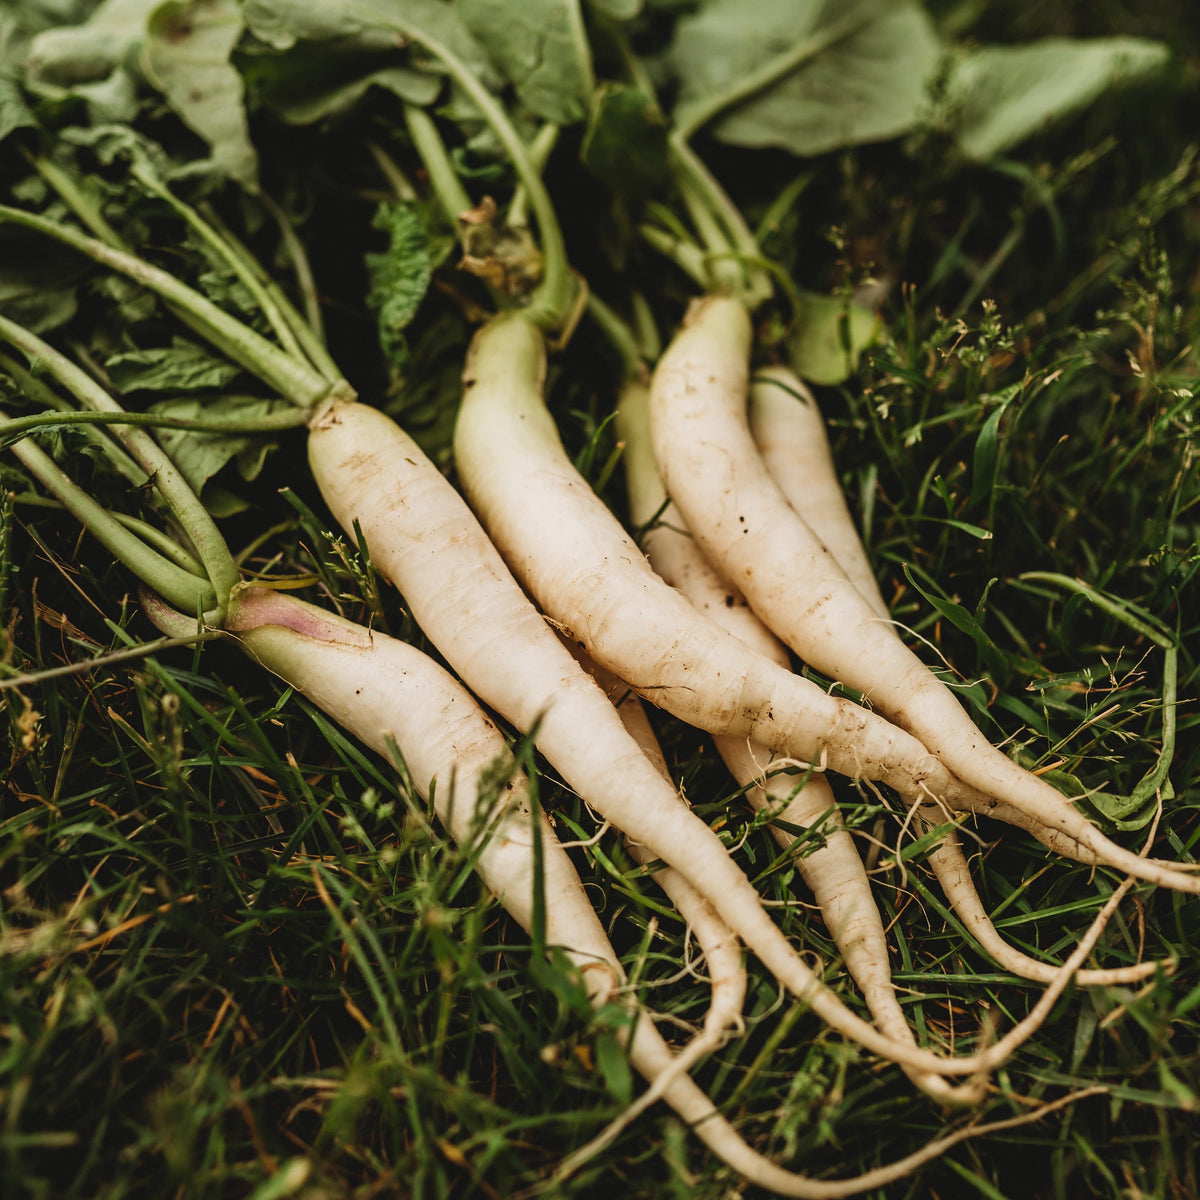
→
(3, 15, 1200, 1200)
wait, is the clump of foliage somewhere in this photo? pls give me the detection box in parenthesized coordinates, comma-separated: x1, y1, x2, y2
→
(1, 3, 1198, 1199)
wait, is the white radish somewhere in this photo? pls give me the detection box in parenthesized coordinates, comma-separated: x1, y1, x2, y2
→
(647, 295, 1199, 895)
(615, 377, 984, 1105)
(749, 366, 1166, 986)
(450, 315, 984, 812)
(436, 310, 1137, 1075)
(22, 190, 1078, 1075)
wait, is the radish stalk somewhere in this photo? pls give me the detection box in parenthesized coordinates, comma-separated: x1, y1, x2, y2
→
(2, 413, 219, 616)
(0, 206, 344, 410)
(0, 312, 239, 615)
(378, 15, 573, 333)
(403, 104, 473, 223)
(646, 294, 1200, 895)
(0, 348, 145, 487)
(0, 405, 307, 446)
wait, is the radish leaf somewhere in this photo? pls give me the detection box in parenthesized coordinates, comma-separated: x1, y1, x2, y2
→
(460, 0, 593, 125)
(669, 0, 942, 155)
(0, 74, 35, 143)
(149, 394, 292, 513)
(946, 38, 1170, 163)
(588, 0, 640, 17)
(242, 0, 491, 79)
(142, 0, 258, 189)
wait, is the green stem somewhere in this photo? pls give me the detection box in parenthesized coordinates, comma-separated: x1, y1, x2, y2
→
(0, 631, 224, 691)
(114, 514, 207, 578)
(207, 204, 343, 384)
(367, 140, 418, 202)
(629, 293, 661, 362)
(508, 123, 560, 229)
(674, 166, 741, 293)
(390, 21, 572, 330)
(599, 12, 769, 307)
(669, 135, 772, 307)
(0, 405, 308, 447)
(133, 170, 309, 365)
(31, 155, 128, 248)
(0, 349, 146, 487)
(401, 106, 513, 317)
(0, 206, 341, 410)
(34, 157, 338, 385)
(585, 294, 642, 381)
(5, 425, 217, 617)
(639, 224, 711, 291)
(403, 105, 473, 225)
(601, 10, 658, 102)
(673, 8, 873, 143)
(565, 0, 596, 99)
(257, 190, 331, 356)
(0, 314, 239, 614)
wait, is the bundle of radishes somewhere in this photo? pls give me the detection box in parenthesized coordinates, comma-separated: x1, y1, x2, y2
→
(1, 2, 1193, 1193)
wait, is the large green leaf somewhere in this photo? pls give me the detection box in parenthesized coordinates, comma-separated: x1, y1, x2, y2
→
(253, 58, 441, 125)
(459, 0, 592, 125)
(946, 37, 1171, 163)
(23, 0, 158, 88)
(22, 0, 258, 183)
(142, 0, 258, 189)
(670, 0, 942, 156)
(242, 0, 491, 78)
(586, 0, 641, 18)
(22, 0, 159, 122)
